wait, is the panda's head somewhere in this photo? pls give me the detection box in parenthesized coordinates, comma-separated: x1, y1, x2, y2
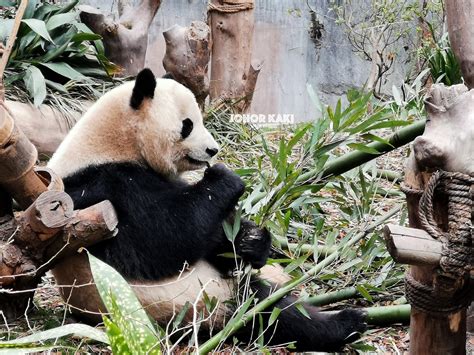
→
(130, 69, 219, 174)
(49, 68, 219, 177)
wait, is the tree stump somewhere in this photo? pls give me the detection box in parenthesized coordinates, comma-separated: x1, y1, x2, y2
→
(163, 21, 211, 107)
(79, 0, 162, 76)
(208, 0, 261, 112)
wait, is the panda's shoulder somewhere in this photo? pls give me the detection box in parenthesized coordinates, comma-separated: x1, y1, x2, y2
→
(62, 162, 186, 194)
(64, 162, 156, 184)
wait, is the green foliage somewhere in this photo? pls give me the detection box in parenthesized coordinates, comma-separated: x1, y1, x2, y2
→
(0, 323, 108, 353)
(422, 33, 462, 86)
(88, 253, 162, 354)
(0, 0, 119, 106)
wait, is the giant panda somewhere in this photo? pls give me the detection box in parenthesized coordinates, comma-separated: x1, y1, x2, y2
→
(48, 68, 366, 351)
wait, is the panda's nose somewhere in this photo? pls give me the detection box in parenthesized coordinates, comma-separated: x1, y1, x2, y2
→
(206, 148, 218, 157)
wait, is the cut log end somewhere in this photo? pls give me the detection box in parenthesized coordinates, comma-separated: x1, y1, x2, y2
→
(384, 224, 442, 266)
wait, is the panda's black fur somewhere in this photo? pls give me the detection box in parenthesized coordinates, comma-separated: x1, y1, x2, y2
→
(63, 162, 270, 279)
(59, 69, 367, 351)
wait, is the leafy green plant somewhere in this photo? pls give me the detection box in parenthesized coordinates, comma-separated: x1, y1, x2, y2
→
(0, 0, 119, 106)
(422, 33, 462, 86)
(88, 253, 162, 354)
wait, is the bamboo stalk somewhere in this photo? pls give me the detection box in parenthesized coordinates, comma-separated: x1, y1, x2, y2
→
(373, 169, 403, 182)
(198, 205, 402, 354)
(365, 304, 411, 325)
(307, 277, 402, 306)
(297, 120, 426, 184)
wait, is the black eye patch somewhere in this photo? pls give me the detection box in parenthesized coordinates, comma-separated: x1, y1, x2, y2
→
(181, 118, 193, 139)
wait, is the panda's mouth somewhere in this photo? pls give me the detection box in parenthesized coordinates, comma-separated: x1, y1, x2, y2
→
(185, 155, 209, 167)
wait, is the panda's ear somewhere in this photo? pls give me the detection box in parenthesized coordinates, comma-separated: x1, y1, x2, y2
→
(130, 68, 157, 110)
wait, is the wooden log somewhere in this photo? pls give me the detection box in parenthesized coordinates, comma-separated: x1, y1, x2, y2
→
(384, 224, 442, 266)
(0, 191, 74, 259)
(0, 198, 116, 320)
(163, 22, 211, 106)
(0, 109, 48, 208)
(45, 200, 118, 261)
(208, 0, 261, 112)
(446, 1, 474, 89)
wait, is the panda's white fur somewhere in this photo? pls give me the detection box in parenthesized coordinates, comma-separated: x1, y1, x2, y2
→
(49, 79, 218, 178)
(48, 69, 365, 351)
(49, 73, 287, 327)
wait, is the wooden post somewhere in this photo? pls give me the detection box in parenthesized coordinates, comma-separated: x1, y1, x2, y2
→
(384, 84, 473, 354)
(208, 0, 261, 112)
(446, 1, 474, 89)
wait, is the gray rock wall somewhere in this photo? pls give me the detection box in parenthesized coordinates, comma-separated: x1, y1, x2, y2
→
(80, 0, 408, 121)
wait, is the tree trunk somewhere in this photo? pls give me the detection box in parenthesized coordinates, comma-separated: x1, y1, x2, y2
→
(208, 0, 261, 112)
(79, 0, 162, 76)
(163, 22, 211, 107)
(446, 1, 474, 89)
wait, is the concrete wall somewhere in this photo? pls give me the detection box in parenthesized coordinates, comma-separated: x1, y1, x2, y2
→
(81, 0, 408, 121)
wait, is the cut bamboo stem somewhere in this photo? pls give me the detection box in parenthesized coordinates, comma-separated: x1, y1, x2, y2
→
(297, 120, 426, 184)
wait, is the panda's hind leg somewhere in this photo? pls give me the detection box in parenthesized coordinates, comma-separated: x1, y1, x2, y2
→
(235, 278, 367, 352)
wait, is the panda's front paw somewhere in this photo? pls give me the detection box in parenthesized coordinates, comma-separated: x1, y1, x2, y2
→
(204, 163, 245, 195)
(236, 222, 271, 269)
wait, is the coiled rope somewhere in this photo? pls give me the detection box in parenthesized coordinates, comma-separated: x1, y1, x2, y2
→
(401, 170, 473, 315)
(208, 0, 254, 13)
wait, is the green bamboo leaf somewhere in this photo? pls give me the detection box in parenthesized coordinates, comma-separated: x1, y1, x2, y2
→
(347, 143, 380, 155)
(22, 19, 55, 43)
(268, 307, 281, 326)
(39, 41, 70, 62)
(23, 66, 47, 107)
(356, 285, 373, 302)
(23, 0, 39, 19)
(360, 133, 393, 147)
(361, 120, 411, 132)
(295, 303, 311, 319)
(392, 85, 403, 105)
(45, 79, 68, 93)
(33, 3, 61, 21)
(56, 0, 79, 14)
